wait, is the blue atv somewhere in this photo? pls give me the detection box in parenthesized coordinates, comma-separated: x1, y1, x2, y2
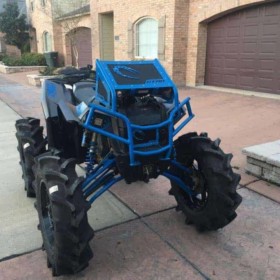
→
(15, 60, 241, 276)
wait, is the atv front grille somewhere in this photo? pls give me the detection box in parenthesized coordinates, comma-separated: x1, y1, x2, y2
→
(84, 97, 194, 166)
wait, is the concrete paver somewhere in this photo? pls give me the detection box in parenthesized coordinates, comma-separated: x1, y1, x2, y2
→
(245, 180, 280, 203)
(181, 88, 280, 171)
(0, 71, 38, 87)
(0, 133, 19, 160)
(0, 99, 20, 122)
(0, 220, 204, 280)
(237, 169, 259, 187)
(198, 85, 280, 101)
(0, 73, 43, 123)
(0, 101, 42, 259)
(88, 192, 137, 231)
(144, 188, 280, 280)
(112, 176, 176, 216)
(0, 158, 42, 259)
(1, 188, 279, 280)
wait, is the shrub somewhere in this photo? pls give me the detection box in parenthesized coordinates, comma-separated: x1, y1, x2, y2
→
(2, 53, 47, 66)
(0, 54, 6, 61)
(39, 66, 57, 76)
(21, 53, 46, 66)
(2, 56, 22, 66)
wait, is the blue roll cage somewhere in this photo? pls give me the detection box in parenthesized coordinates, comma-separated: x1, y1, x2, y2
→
(81, 59, 195, 204)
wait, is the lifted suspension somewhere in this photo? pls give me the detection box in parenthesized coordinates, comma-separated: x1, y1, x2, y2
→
(82, 154, 123, 204)
(82, 157, 195, 205)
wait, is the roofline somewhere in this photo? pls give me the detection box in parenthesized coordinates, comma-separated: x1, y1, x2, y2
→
(55, 10, 90, 21)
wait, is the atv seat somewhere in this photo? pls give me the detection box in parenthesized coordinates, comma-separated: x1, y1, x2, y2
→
(73, 81, 96, 105)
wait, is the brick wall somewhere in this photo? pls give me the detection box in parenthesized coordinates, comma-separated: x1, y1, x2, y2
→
(91, 0, 271, 87)
(90, 0, 177, 79)
(27, 0, 54, 53)
(28, 0, 271, 84)
(0, 33, 21, 57)
(172, 0, 189, 85)
(55, 15, 92, 66)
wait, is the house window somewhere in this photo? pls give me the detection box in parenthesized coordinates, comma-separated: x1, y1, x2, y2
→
(41, 0, 46, 7)
(31, 1, 34, 11)
(43, 31, 52, 52)
(135, 18, 158, 58)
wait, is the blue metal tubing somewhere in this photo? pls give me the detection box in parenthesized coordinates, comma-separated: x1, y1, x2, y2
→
(162, 171, 194, 196)
(88, 176, 123, 204)
(96, 60, 116, 110)
(134, 145, 170, 156)
(83, 169, 112, 197)
(170, 160, 193, 174)
(173, 100, 194, 136)
(82, 158, 115, 190)
(134, 140, 158, 149)
(84, 97, 194, 165)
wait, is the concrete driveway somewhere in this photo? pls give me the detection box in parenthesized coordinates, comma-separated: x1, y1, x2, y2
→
(0, 72, 279, 279)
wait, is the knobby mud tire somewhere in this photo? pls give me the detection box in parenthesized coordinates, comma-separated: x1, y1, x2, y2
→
(15, 118, 46, 197)
(34, 151, 94, 276)
(170, 132, 242, 231)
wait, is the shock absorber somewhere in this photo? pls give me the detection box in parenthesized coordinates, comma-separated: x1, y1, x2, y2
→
(86, 142, 96, 175)
(83, 130, 98, 175)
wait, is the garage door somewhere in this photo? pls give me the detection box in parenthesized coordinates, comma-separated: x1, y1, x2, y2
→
(205, 2, 280, 94)
(72, 27, 92, 68)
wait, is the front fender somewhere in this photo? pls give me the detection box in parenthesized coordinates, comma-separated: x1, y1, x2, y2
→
(41, 79, 80, 123)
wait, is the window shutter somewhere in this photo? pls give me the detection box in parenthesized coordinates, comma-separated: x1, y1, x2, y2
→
(158, 16, 166, 60)
(127, 21, 133, 59)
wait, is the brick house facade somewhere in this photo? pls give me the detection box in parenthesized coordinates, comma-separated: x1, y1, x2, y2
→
(91, 0, 279, 93)
(27, 0, 279, 93)
(26, 0, 54, 54)
(26, 0, 92, 67)
(91, 0, 184, 83)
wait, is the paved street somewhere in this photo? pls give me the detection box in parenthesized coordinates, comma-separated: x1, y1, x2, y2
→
(0, 72, 279, 279)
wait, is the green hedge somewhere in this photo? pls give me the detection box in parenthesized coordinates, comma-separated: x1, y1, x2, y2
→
(0, 54, 6, 61)
(21, 53, 47, 66)
(2, 53, 47, 66)
(1, 56, 22, 66)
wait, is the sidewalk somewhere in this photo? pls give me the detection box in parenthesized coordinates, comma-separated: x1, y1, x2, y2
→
(0, 72, 279, 279)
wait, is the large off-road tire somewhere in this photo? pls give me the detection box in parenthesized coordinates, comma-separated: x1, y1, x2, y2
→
(34, 151, 94, 276)
(170, 132, 242, 231)
(15, 118, 46, 197)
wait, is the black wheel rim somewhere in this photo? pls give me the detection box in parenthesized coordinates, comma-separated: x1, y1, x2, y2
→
(179, 160, 209, 211)
(19, 145, 26, 164)
(18, 142, 28, 187)
(40, 183, 55, 248)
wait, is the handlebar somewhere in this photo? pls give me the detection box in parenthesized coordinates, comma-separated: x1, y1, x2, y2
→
(48, 67, 96, 86)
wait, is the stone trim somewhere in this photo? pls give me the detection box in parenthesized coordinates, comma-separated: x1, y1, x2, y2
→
(0, 64, 46, 74)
